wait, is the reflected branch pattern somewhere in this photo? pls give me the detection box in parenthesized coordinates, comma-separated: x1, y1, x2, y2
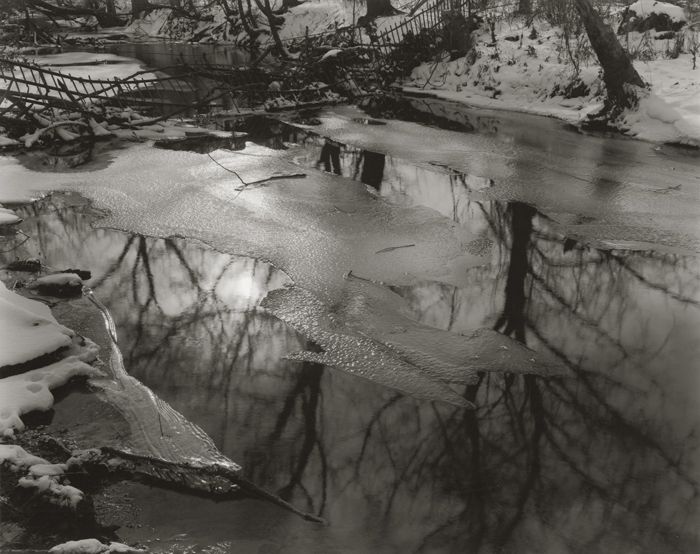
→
(3, 192, 699, 553)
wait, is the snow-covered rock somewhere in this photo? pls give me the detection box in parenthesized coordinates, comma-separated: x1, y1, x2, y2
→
(0, 445, 86, 509)
(26, 272, 85, 296)
(0, 444, 50, 468)
(0, 349, 101, 437)
(0, 136, 19, 147)
(49, 538, 146, 553)
(0, 206, 22, 226)
(618, 0, 687, 33)
(0, 281, 75, 367)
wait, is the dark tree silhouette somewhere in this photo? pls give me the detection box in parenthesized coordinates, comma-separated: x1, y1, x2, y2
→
(359, 151, 385, 190)
(574, 0, 645, 111)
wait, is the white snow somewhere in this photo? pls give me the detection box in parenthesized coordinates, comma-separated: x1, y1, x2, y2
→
(27, 52, 154, 82)
(277, 0, 352, 41)
(49, 539, 146, 554)
(0, 206, 22, 225)
(404, 16, 700, 145)
(0, 444, 50, 468)
(623, 57, 700, 144)
(626, 0, 686, 21)
(18, 474, 85, 508)
(0, 136, 19, 147)
(0, 445, 85, 509)
(0, 346, 101, 437)
(124, 8, 173, 38)
(27, 272, 84, 289)
(0, 281, 75, 367)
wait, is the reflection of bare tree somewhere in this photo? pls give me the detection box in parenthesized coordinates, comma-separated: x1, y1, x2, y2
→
(5, 194, 699, 552)
(493, 202, 536, 343)
(267, 345, 327, 515)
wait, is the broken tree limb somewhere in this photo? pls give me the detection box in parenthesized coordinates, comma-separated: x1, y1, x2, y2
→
(53, 444, 325, 523)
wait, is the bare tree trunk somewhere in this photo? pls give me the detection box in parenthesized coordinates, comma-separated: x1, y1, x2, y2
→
(517, 0, 531, 17)
(236, 0, 261, 41)
(254, 0, 290, 58)
(131, 0, 150, 17)
(365, 0, 397, 19)
(573, 0, 645, 110)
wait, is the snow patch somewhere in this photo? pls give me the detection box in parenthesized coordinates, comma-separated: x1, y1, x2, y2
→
(0, 445, 85, 509)
(49, 539, 146, 554)
(0, 444, 50, 468)
(18, 474, 84, 508)
(0, 206, 22, 226)
(0, 281, 75, 367)
(626, 0, 686, 22)
(27, 272, 84, 289)
(0, 136, 19, 147)
(404, 15, 700, 145)
(0, 347, 101, 437)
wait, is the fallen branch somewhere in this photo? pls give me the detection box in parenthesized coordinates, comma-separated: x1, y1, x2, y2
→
(56, 443, 325, 523)
(207, 152, 306, 200)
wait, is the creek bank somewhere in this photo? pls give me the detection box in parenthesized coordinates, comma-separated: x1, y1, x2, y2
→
(0, 192, 326, 551)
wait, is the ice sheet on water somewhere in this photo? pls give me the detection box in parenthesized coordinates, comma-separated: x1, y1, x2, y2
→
(85, 290, 240, 470)
(263, 282, 567, 407)
(337, 278, 569, 378)
(291, 105, 700, 252)
(0, 144, 488, 296)
(262, 286, 475, 408)
(1, 142, 515, 406)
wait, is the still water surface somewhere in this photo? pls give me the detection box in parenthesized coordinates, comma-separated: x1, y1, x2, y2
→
(4, 122, 699, 551)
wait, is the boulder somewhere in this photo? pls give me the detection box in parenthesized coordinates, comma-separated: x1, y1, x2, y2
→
(617, 0, 686, 34)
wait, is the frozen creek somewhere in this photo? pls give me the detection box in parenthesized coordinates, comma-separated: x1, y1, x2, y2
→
(1, 97, 699, 553)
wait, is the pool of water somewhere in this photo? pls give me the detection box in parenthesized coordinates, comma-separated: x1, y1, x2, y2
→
(3, 118, 699, 552)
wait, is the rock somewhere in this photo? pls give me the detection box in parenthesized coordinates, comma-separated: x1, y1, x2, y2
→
(5, 259, 42, 273)
(58, 269, 92, 281)
(618, 3, 686, 34)
(26, 273, 85, 297)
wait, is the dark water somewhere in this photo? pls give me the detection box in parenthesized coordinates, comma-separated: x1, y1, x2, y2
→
(86, 42, 255, 69)
(3, 120, 699, 552)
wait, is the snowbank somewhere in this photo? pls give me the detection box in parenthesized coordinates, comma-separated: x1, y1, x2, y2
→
(0, 206, 22, 226)
(18, 473, 85, 508)
(124, 8, 172, 38)
(50, 539, 146, 553)
(626, 0, 686, 22)
(0, 444, 49, 468)
(0, 349, 101, 437)
(278, 0, 353, 40)
(0, 281, 75, 367)
(405, 16, 700, 145)
(0, 445, 85, 508)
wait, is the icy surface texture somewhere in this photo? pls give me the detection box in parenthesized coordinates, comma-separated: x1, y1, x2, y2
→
(263, 281, 566, 407)
(295, 105, 700, 252)
(85, 290, 241, 470)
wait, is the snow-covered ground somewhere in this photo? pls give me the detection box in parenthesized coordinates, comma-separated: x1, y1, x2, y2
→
(405, 6, 700, 145)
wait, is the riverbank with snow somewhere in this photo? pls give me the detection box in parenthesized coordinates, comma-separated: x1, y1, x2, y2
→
(404, 13, 700, 146)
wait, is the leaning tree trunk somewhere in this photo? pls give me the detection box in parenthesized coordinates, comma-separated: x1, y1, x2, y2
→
(131, 0, 150, 17)
(573, 0, 645, 110)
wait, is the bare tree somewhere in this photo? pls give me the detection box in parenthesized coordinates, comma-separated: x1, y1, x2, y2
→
(573, 0, 645, 112)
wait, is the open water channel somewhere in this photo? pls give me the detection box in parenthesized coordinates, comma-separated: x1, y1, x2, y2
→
(1, 46, 699, 553)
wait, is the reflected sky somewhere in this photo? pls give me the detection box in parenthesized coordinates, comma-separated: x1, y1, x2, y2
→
(2, 158, 699, 552)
